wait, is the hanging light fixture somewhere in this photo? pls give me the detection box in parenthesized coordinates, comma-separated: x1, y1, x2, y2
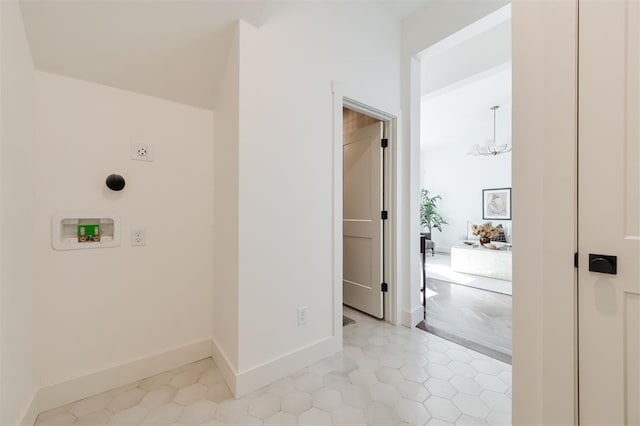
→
(468, 105, 512, 156)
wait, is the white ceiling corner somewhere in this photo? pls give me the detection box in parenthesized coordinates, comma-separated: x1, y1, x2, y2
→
(375, 0, 433, 20)
(19, 0, 268, 110)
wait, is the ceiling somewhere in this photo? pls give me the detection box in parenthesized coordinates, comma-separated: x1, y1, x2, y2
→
(421, 67, 512, 151)
(19, 0, 431, 110)
(20, 0, 267, 110)
(376, 0, 433, 20)
(421, 20, 511, 97)
(419, 4, 511, 97)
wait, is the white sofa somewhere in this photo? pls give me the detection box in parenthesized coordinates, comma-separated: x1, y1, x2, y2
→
(451, 243, 512, 281)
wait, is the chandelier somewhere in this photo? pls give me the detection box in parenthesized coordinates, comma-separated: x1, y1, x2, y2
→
(468, 105, 512, 156)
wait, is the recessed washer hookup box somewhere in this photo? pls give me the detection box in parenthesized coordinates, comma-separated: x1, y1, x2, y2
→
(52, 213, 121, 250)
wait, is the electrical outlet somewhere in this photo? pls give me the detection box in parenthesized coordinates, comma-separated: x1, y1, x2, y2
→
(297, 307, 308, 326)
(131, 143, 153, 162)
(131, 229, 146, 246)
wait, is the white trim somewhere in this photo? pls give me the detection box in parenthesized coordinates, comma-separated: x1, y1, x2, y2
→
(331, 81, 402, 326)
(408, 56, 423, 332)
(331, 81, 399, 119)
(401, 305, 424, 328)
(387, 112, 401, 326)
(331, 87, 345, 340)
(234, 336, 340, 398)
(24, 339, 212, 421)
(17, 390, 39, 426)
(210, 339, 238, 396)
(211, 337, 341, 399)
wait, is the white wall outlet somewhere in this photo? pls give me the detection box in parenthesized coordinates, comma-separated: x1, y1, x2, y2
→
(131, 143, 153, 162)
(131, 229, 146, 246)
(297, 307, 308, 326)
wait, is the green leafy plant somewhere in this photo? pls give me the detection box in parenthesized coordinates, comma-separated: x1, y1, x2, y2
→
(420, 189, 448, 234)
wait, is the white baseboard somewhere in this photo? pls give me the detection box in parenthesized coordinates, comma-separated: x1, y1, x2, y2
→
(210, 339, 238, 396)
(22, 336, 342, 424)
(23, 339, 213, 424)
(17, 389, 39, 426)
(401, 305, 424, 328)
(234, 336, 341, 398)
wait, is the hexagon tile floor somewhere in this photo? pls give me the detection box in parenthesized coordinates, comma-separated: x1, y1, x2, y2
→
(34, 307, 511, 426)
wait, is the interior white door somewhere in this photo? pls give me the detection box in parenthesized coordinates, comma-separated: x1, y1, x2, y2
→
(579, 0, 640, 424)
(343, 121, 384, 319)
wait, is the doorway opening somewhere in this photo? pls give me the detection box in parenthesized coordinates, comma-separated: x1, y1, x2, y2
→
(342, 107, 386, 320)
(416, 4, 514, 364)
(331, 88, 399, 330)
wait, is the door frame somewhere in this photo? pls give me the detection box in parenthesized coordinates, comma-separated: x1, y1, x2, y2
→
(331, 82, 401, 336)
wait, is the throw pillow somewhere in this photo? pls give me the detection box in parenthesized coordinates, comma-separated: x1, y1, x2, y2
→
(490, 224, 507, 242)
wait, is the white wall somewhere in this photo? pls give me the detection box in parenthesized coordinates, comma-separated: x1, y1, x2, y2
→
(33, 72, 214, 389)
(213, 24, 240, 378)
(0, 1, 36, 424)
(421, 68, 512, 251)
(212, 3, 401, 394)
(511, 0, 577, 423)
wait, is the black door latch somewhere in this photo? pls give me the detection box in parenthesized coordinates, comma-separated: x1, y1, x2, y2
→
(588, 254, 617, 275)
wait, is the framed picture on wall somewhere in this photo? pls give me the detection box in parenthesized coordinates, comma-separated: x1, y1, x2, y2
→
(483, 188, 512, 220)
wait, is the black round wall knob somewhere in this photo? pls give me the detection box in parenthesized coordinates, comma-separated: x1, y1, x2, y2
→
(105, 174, 125, 191)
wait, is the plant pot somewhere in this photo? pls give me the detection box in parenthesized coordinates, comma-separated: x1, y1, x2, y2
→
(479, 236, 490, 246)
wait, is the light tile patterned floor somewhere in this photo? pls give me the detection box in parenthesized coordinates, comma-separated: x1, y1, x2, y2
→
(35, 307, 511, 425)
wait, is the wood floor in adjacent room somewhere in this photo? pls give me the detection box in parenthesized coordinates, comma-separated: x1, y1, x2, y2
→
(419, 255, 513, 364)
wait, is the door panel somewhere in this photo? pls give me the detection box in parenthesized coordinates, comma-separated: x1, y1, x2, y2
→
(343, 237, 372, 286)
(626, 294, 640, 425)
(579, 0, 640, 423)
(343, 122, 383, 318)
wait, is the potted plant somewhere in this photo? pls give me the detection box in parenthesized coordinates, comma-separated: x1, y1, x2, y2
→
(420, 189, 448, 239)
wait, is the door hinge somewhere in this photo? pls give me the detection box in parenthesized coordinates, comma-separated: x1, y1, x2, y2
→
(381, 210, 388, 220)
(574, 252, 579, 268)
(381, 138, 388, 148)
(381, 282, 388, 292)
